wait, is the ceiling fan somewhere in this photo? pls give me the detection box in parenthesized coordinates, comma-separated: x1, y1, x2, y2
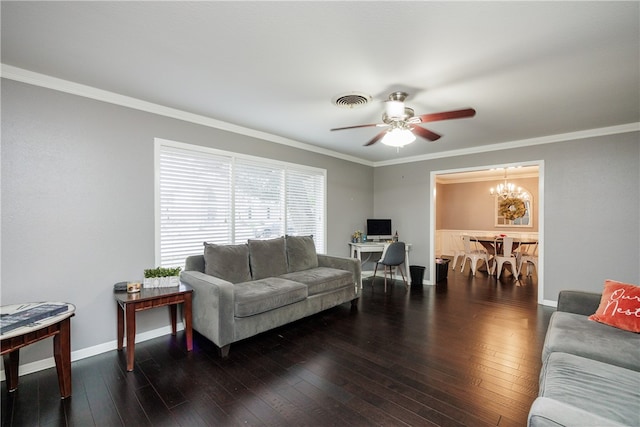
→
(330, 91, 476, 147)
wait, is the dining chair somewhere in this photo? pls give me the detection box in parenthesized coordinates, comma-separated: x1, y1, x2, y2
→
(518, 240, 539, 277)
(460, 236, 491, 276)
(494, 237, 520, 279)
(372, 241, 407, 292)
(450, 234, 466, 270)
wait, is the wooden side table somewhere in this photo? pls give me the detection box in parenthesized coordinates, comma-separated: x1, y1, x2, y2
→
(1, 302, 76, 398)
(114, 284, 193, 372)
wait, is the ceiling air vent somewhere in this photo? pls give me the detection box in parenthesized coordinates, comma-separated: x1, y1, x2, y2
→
(332, 92, 372, 109)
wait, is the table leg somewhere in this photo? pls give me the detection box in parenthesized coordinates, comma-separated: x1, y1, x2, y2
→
(170, 304, 177, 336)
(184, 293, 193, 352)
(116, 302, 124, 350)
(125, 304, 136, 372)
(405, 247, 411, 285)
(53, 317, 72, 398)
(3, 350, 19, 392)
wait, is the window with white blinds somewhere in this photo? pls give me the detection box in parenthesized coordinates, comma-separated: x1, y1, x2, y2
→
(286, 168, 326, 253)
(234, 159, 285, 243)
(155, 139, 326, 268)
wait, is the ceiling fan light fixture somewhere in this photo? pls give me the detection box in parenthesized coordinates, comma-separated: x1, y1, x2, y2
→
(381, 128, 416, 147)
(385, 100, 405, 119)
(330, 90, 474, 147)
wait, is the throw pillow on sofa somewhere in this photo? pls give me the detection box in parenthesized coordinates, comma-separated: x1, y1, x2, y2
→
(204, 242, 252, 284)
(589, 279, 640, 333)
(286, 235, 318, 272)
(248, 237, 288, 280)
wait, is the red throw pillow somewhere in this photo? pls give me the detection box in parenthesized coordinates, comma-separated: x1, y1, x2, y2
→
(589, 280, 640, 333)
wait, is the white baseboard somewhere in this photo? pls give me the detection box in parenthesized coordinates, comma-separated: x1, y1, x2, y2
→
(0, 323, 184, 382)
(541, 299, 558, 308)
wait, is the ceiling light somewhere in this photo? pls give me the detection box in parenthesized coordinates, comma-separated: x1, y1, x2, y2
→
(381, 128, 416, 147)
(384, 91, 409, 120)
(385, 100, 405, 119)
(489, 169, 528, 200)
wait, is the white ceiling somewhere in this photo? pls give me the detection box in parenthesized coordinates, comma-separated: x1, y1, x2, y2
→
(2, 1, 639, 164)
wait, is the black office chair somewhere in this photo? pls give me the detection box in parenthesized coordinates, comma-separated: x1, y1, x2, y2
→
(372, 242, 407, 292)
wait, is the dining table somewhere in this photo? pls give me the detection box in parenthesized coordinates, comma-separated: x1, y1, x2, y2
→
(470, 235, 538, 275)
(472, 235, 537, 254)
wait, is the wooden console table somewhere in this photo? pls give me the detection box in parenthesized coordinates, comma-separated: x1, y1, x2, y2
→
(114, 284, 193, 372)
(1, 302, 76, 398)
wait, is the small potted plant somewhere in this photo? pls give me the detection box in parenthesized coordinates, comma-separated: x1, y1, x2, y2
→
(351, 230, 363, 243)
(143, 266, 182, 288)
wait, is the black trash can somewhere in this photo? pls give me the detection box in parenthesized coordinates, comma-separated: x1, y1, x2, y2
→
(410, 265, 425, 286)
(435, 258, 450, 282)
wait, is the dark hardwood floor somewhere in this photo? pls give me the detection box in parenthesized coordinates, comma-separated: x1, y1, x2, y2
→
(2, 262, 552, 426)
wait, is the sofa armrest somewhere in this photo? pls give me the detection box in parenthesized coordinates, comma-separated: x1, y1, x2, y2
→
(317, 254, 362, 294)
(528, 397, 629, 427)
(557, 290, 602, 315)
(179, 271, 235, 348)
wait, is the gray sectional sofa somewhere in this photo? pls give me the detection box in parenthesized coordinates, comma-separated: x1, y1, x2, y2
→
(528, 290, 640, 426)
(180, 236, 361, 357)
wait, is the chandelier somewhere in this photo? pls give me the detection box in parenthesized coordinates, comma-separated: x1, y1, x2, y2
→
(489, 169, 528, 200)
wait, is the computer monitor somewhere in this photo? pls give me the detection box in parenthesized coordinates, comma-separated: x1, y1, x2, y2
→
(366, 219, 392, 241)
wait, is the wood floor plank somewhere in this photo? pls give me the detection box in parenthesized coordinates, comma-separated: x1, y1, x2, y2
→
(135, 384, 178, 426)
(1, 264, 552, 426)
(2, 371, 39, 426)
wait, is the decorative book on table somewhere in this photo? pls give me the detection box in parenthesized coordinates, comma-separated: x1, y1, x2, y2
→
(0, 304, 68, 335)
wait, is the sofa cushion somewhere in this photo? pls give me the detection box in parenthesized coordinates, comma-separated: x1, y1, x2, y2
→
(588, 279, 640, 333)
(535, 352, 640, 426)
(543, 311, 640, 371)
(248, 237, 288, 280)
(280, 267, 353, 296)
(203, 243, 251, 284)
(233, 277, 308, 318)
(286, 235, 318, 272)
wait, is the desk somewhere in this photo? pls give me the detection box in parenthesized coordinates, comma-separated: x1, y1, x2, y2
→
(115, 284, 193, 372)
(349, 242, 412, 285)
(1, 302, 75, 398)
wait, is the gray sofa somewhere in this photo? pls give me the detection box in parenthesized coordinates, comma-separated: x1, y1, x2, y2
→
(180, 236, 361, 357)
(528, 290, 640, 426)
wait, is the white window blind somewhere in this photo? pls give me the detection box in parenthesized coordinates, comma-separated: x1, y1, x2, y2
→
(158, 145, 232, 268)
(234, 159, 285, 242)
(286, 168, 326, 251)
(156, 140, 326, 267)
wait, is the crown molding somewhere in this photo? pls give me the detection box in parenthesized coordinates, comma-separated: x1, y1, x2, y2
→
(3, 64, 637, 169)
(374, 122, 640, 167)
(0, 64, 374, 167)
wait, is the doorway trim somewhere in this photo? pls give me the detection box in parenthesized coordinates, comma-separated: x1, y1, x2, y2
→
(429, 160, 545, 305)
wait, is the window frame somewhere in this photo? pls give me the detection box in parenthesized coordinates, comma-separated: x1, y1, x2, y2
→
(154, 138, 327, 267)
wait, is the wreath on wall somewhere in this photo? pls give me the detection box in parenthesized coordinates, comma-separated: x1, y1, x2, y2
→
(499, 197, 526, 220)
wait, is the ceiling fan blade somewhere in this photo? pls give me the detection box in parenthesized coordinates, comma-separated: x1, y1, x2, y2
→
(330, 123, 379, 131)
(412, 126, 442, 142)
(364, 130, 387, 146)
(417, 108, 476, 123)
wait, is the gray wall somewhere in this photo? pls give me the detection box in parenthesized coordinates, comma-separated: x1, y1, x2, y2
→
(1, 80, 373, 365)
(3, 77, 639, 369)
(373, 133, 640, 301)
